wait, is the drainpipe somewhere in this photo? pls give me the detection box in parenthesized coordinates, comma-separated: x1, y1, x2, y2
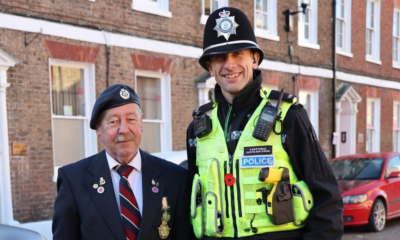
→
(332, 0, 337, 159)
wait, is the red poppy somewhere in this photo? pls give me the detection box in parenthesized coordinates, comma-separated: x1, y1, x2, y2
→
(224, 173, 236, 186)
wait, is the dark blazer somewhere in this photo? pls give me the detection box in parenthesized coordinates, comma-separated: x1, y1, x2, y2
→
(53, 149, 194, 240)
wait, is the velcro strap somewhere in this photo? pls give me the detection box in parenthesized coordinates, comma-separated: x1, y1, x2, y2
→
(245, 205, 265, 213)
(244, 192, 263, 200)
(243, 176, 262, 184)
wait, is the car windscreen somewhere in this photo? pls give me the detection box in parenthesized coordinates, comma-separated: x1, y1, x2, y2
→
(330, 158, 385, 180)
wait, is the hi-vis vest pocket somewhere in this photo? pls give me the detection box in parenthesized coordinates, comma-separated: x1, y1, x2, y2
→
(203, 158, 224, 237)
(292, 181, 314, 226)
(191, 174, 203, 239)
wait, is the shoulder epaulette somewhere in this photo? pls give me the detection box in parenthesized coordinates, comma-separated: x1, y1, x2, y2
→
(290, 102, 304, 109)
(268, 90, 296, 103)
(192, 101, 214, 117)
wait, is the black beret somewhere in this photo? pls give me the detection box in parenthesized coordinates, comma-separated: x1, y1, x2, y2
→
(199, 7, 264, 71)
(90, 84, 140, 129)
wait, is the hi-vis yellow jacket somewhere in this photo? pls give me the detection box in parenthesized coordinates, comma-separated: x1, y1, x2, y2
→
(190, 88, 313, 239)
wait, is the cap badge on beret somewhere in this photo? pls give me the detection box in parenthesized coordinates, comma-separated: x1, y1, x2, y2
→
(120, 88, 130, 100)
(213, 10, 239, 41)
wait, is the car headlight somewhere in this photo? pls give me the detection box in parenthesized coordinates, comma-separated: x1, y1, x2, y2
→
(343, 194, 367, 204)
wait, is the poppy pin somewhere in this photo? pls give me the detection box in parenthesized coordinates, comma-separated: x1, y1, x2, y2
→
(224, 173, 236, 186)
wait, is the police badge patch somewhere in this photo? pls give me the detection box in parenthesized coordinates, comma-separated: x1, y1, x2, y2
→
(214, 10, 239, 41)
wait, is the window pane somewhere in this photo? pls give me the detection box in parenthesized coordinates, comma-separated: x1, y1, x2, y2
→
(141, 122, 161, 153)
(137, 76, 162, 120)
(366, 129, 373, 153)
(212, 0, 219, 12)
(256, 12, 263, 29)
(263, 13, 268, 30)
(51, 66, 85, 117)
(367, 101, 374, 128)
(256, 0, 262, 11)
(394, 11, 399, 36)
(305, 24, 309, 39)
(53, 118, 85, 166)
(204, 0, 211, 15)
(393, 38, 398, 61)
(263, 0, 268, 12)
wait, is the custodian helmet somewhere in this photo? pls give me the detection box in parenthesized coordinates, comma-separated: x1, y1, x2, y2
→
(199, 7, 264, 71)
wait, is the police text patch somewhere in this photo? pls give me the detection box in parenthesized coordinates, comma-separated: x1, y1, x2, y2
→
(240, 155, 275, 169)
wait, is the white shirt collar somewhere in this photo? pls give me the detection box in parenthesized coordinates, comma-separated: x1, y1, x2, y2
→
(105, 150, 142, 172)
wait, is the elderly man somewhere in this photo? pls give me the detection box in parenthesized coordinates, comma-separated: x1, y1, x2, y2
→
(187, 7, 343, 240)
(53, 84, 194, 240)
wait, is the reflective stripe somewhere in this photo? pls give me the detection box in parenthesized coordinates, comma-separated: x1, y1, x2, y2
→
(203, 40, 260, 53)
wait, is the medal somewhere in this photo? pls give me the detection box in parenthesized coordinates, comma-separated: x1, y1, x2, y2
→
(162, 211, 170, 222)
(158, 218, 170, 239)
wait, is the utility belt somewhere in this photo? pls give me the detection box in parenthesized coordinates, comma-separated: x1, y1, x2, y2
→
(190, 158, 313, 239)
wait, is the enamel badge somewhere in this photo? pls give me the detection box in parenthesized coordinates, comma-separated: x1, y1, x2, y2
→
(158, 217, 170, 239)
(214, 10, 239, 41)
(120, 88, 130, 99)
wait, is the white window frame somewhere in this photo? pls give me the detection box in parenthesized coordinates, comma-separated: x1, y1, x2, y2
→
(365, 0, 381, 64)
(298, 0, 320, 49)
(336, 0, 353, 57)
(299, 90, 319, 139)
(132, 0, 172, 18)
(366, 98, 380, 153)
(49, 59, 97, 182)
(393, 102, 400, 151)
(254, 0, 279, 41)
(200, 0, 229, 24)
(134, 70, 172, 152)
(393, 8, 400, 69)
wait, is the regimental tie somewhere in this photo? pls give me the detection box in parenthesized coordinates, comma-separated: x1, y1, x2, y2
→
(114, 165, 141, 240)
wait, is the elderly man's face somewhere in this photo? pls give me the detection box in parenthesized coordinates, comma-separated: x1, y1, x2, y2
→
(96, 103, 143, 164)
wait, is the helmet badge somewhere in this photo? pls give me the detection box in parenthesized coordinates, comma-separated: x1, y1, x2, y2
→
(213, 10, 239, 41)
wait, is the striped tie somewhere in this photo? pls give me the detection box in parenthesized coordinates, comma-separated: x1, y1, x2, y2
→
(115, 165, 141, 240)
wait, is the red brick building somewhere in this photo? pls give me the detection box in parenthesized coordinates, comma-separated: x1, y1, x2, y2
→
(0, 0, 399, 238)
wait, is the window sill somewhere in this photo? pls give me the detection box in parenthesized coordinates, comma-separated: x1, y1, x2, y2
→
(336, 48, 353, 58)
(393, 61, 400, 69)
(131, 3, 172, 18)
(255, 29, 280, 41)
(87, 0, 95, 2)
(200, 14, 208, 25)
(297, 41, 320, 50)
(365, 56, 382, 65)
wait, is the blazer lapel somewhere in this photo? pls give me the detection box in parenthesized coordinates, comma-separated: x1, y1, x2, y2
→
(86, 150, 126, 240)
(138, 150, 165, 240)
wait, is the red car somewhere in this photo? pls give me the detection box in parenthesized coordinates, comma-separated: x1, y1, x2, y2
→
(330, 152, 400, 232)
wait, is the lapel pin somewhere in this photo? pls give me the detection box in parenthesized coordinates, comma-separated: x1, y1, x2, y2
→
(152, 179, 155, 185)
(93, 183, 99, 189)
(99, 177, 106, 185)
(97, 186, 105, 194)
(152, 186, 159, 193)
(156, 182, 159, 187)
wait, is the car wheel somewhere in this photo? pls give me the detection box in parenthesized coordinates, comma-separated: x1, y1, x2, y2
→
(366, 199, 386, 232)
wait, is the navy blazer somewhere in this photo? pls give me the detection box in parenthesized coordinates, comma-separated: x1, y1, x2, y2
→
(52, 149, 194, 240)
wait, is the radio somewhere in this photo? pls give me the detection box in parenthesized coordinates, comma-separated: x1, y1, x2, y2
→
(252, 89, 284, 141)
(194, 112, 212, 138)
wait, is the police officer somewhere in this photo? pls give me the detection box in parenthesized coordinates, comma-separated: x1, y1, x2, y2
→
(186, 7, 343, 240)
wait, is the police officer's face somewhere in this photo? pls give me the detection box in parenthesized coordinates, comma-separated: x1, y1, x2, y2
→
(96, 103, 143, 164)
(207, 49, 259, 102)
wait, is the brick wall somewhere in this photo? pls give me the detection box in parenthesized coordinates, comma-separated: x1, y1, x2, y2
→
(338, 0, 400, 81)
